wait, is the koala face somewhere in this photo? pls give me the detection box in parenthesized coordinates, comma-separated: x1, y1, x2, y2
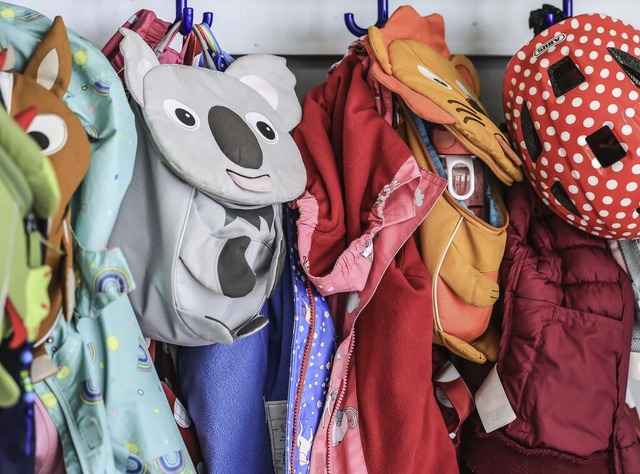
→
(120, 29, 306, 208)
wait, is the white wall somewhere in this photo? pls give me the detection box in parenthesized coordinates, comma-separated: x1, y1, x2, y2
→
(13, 0, 640, 55)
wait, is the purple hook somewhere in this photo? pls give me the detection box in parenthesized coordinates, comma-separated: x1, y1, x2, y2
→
(344, 0, 389, 37)
(180, 7, 194, 35)
(563, 0, 573, 18)
(202, 12, 214, 27)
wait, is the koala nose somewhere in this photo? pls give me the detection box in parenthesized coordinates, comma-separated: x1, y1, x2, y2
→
(208, 106, 263, 169)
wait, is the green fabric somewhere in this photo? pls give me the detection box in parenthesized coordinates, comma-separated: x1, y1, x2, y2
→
(0, 105, 60, 218)
(0, 3, 195, 472)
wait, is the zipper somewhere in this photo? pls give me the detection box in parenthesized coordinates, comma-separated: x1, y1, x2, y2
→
(291, 277, 317, 474)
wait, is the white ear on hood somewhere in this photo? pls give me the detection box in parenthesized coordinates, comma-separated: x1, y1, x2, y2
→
(225, 54, 302, 131)
(119, 28, 160, 106)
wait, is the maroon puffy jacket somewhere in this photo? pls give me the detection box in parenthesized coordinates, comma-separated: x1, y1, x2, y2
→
(464, 182, 640, 473)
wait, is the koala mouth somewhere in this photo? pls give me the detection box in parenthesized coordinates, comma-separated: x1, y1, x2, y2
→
(227, 170, 272, 192)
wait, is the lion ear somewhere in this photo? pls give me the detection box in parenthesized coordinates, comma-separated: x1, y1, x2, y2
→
(23, 16, 72, 98)
(451, 54, 481, 98)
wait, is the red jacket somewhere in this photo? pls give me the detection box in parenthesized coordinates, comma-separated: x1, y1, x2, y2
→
(463, 182, 640, 473)
(293, 49, 458, 473)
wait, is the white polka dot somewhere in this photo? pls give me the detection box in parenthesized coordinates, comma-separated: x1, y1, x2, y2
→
(630, 223, 638, 229)
(571, 19, 580, 28)
(550, 110, 559, 120)
(588, 176, 599, 185)
(589, 100, 600, 111)
(592, 158, 602, 169)
(535, 121, 541, 130)
(622, 44, 630, 53)
(606, 41, 615, 48)
(514, 109, 520, 118)
(583, 117, 595, 127)
(585, 23, 593, 31)
(597, 26, 605, 34)
(572, 170, 580, 179)
(623, 32, 629, 39)
(561, 131, 571, 141)
(579, 82, 590, 92)
(612, 161, 624, 172)
(603, 196, 614, 204)
(579, 35, 589, 43)
(535, 72, 543, 81)
(627, 182, 639, 191)
(613, 87, 622, 97)
(554, 163, 564, 173)
(610, 29, 618, 36)
(578, 135, 587, 146)
(547, 126, 556, 136)
(511, 78, 517, 86)
(622, 124, 633, 135)
(515, 96, 524, 104)
(517, 51, 526, 60)
(540, 58, 549, 68)
(529, 86, 537, 95)
(542, 198, 550, 205)
(589, 51, 598, 60)
(557, 95, 566, 104)
(606, 179, 619, 190)
(524, 69, 532, 77)
(626, 108, 636, 118)
(561, 46, 570, 56)
(631, 91, 639, 100)
(536, 106, 545, 115)
(600, 69, 610, 78)
(595, 84, 606, 93)
(604, 121, 614, 129)
(594, 38, 603, 46)
(566, 114, 576, 124)
(567, 34, 575, 41)
(633, 164, 640, 174)
(599, 210, 609, 217)
(567, 215, 575, 221)
(621, 198, 632, 206)
(544, 142, 552, 151)
(604, 54, 613, 62)
(568, 185, 579, 194)
(585, 65, 594, 74)
(572, 97, 583, 107)
(608, 104, 618, 114)
(617, 212, 627, 219)
(586, 192, 595, 200)
(540, 157, 549, 166)
(540, 170, 548, 179)
(573, 153, 584, 163)
(617, 71, 626, 80)
(583, 203, 593, 211)
(623, 232, 632, 237)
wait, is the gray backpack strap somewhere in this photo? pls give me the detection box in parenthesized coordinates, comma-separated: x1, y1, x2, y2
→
(618, 239, 640, 353)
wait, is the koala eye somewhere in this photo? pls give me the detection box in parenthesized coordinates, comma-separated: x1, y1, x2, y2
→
(27, 114, 67, 156)
(417, 64, 452, 89)
(245, 112, 278, 144)
(164, 98, 200, 130)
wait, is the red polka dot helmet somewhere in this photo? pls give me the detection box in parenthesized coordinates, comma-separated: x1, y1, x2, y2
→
(503, 13, 640, 239)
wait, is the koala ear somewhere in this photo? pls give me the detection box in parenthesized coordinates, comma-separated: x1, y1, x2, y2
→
(225, 54, 302, 131)
(119, 28, 159, 106)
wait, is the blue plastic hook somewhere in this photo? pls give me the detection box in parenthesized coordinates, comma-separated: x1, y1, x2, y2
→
(344, 0, 389, 37)
(563, 0, 573, 18)
(175, 0, 194, 35)
(202, 12, 214, 27)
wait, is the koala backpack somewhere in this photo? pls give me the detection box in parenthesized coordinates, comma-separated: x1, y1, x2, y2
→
(109, 30, 306, 346)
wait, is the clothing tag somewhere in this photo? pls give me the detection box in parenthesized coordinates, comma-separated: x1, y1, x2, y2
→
(265, 400, 287, 474)
(629, 352, 640, 380)
(475, 365, 516, 433)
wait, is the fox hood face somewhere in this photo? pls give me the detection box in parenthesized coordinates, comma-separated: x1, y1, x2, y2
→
(119, 28, 306, 208)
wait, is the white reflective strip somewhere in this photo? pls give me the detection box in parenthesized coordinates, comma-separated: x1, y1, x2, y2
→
(0, 71, 13, 113)
(433, 216, 464, 332)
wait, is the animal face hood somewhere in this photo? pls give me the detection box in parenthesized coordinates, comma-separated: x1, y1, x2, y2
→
(119, 29, 306, 208)
(365, 5, 523, 185)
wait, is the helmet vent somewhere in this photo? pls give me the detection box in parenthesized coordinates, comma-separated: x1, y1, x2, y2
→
(548, 56, 585, 97)
(585, 126, 627, 168)
(551, 181, 580, 216)
(608, 47, 640, 88)
(520, 104, 542, 163)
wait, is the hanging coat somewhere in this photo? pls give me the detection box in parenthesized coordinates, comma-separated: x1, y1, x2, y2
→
(293, 48, 458, 473)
